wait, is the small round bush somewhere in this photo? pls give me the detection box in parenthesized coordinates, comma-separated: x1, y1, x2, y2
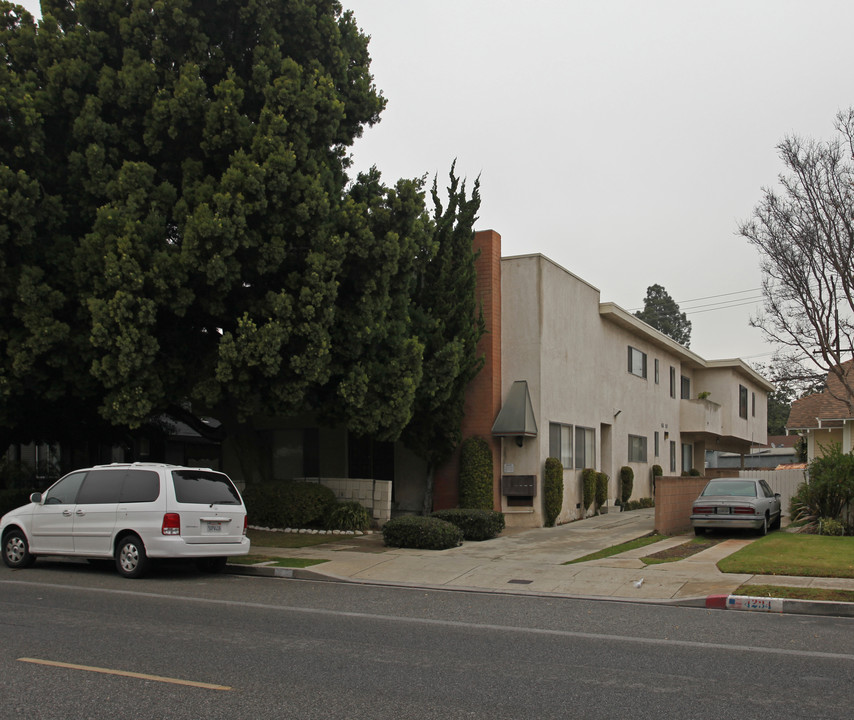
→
(818, 517, 845, 536)
(459, 436, 494, 510)
(543, 457, 563, 527)
(432, 508, 505, 540)
(651, 464, 663, 478)
(382, 516, 463, 550)
(325, 501, 372, 531)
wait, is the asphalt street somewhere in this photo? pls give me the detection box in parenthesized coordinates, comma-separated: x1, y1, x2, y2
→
(2, 560, 853, 719)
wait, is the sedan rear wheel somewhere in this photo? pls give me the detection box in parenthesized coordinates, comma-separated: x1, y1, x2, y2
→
(759, 515, 768, 537)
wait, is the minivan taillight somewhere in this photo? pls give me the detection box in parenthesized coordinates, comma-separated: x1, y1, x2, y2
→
(162, 513, 181, 535)
(243, 515, 248, 536)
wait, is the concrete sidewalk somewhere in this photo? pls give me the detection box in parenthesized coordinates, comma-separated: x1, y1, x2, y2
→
(236, 509, 854, 615)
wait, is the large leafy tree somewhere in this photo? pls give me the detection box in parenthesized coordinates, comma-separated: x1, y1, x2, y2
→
(740, 109, 854, 413)
(0, 0, 477, 481)
(634, 284, 692, 347)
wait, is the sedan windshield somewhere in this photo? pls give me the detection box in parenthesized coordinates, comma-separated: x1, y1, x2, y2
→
(701, 480, 757, 497)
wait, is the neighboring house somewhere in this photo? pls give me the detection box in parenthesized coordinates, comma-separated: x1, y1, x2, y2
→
(709, 435, 799, 470)
(786, 360, 854, 460)
(434, 230, 772, 528)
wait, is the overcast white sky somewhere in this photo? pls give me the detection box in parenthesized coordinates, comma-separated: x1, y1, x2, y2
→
(16, 1, 854, 366)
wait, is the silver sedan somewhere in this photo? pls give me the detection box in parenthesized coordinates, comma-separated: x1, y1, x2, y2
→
(691, 477, 782, 536)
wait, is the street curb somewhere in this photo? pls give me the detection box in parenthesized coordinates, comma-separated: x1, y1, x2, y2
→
(225, 565, 854, 618)
(704, 593, 854, 618)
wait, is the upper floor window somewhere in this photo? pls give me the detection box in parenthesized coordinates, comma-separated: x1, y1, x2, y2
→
(628, 346, 647, 379)
(628, 435, 648, 463)
(752, 392, 756, 417)
(681, 375, 691, 400)
(739, 385, 748, 419)
(654, 359, 660, 384)
(669, 366, 676, 398)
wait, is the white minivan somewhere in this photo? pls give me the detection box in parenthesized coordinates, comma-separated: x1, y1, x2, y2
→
(0, 463, 250, 578)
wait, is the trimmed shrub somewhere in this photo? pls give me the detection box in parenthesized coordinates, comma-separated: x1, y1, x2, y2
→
(382, 516, 463, 550)
(790, 444, 854, 522)
(459, 436, 494, 510)
(242, 481, 337, 528)
(619, 466, 634, 505)
(325, 501, 372, 532)
(623, 497, 655, 511)
(688, 468, 702, 476)
(543, 457, 564, 527)
(651, 464, 663, 478)
(432, 508, 505, 541)
(595, 472, 608, 512)
(581, 468, 597, 513)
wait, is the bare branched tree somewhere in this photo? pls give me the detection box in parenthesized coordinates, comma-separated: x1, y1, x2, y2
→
(740, 109, 854, 413)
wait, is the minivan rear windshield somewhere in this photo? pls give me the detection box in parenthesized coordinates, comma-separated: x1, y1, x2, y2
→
(172, 470, 241, 505)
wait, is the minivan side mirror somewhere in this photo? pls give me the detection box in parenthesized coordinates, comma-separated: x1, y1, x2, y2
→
(29, 492, 42, 504)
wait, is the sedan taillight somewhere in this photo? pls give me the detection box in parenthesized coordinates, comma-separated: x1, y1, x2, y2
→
(693, 506, 714, 514)
(732, 506, 756, 515)
(162, 513, 181, 535)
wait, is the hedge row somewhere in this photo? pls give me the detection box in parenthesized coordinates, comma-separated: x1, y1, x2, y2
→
(382, 516, 464, 550)
(432, 508, 505, 541)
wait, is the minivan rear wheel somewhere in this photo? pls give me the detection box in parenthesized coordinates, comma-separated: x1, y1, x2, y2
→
(3, 529, 35, 569)
(115, 534, 149, 578)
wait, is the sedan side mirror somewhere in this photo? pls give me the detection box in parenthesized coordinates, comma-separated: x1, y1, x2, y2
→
(29, 492, 42, 504)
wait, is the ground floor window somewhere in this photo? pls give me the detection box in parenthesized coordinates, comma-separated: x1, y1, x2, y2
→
(549, 422, 573, 469)
(575, 427, 596, 469)
(628, 434, 647, 463)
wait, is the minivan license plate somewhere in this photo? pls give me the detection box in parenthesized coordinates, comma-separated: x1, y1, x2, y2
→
(206, 521, 222, 532)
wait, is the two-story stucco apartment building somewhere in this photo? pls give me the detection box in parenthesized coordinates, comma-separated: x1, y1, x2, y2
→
(432, 230, 772, 528)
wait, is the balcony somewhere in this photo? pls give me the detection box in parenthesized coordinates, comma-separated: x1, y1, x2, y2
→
(680, 398, 722, 436)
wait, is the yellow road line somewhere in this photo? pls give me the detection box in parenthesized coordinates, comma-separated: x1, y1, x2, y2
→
(18, 658, 231, 691)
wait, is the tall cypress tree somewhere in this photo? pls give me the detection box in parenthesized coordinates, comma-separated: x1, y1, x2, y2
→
(402, 165, 484, 513)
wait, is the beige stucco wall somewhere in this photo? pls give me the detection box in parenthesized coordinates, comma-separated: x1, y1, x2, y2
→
(498, 253, 771, 528)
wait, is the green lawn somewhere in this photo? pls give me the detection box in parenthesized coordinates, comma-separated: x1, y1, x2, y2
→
(735, 583, 854, 603)
(564, 534, 668, 564)
(718, 533, 854, 578)
(246, 528, 349, 549)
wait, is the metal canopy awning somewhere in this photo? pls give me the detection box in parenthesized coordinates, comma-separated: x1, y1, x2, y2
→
(492, 380, 538, 438)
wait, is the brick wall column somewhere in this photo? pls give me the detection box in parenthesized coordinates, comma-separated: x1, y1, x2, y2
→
(433, 230, 503, 510)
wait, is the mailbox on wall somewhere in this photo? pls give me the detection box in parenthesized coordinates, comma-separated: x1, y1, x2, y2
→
(501, 475, 537, 497)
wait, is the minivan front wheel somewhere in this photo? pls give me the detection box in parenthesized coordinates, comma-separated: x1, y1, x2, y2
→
(3, 529, 35, 569)
(115, 534, 149, 578)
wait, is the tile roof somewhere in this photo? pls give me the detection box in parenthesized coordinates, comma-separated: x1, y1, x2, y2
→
(787, 360, 854, 429)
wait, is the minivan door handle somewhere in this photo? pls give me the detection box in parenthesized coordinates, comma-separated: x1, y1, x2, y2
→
(75, 509, 86, 516)
(62, 509, 73, 517)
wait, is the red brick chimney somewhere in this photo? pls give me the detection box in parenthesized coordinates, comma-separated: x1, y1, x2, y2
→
(433, 230, 503, 510)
